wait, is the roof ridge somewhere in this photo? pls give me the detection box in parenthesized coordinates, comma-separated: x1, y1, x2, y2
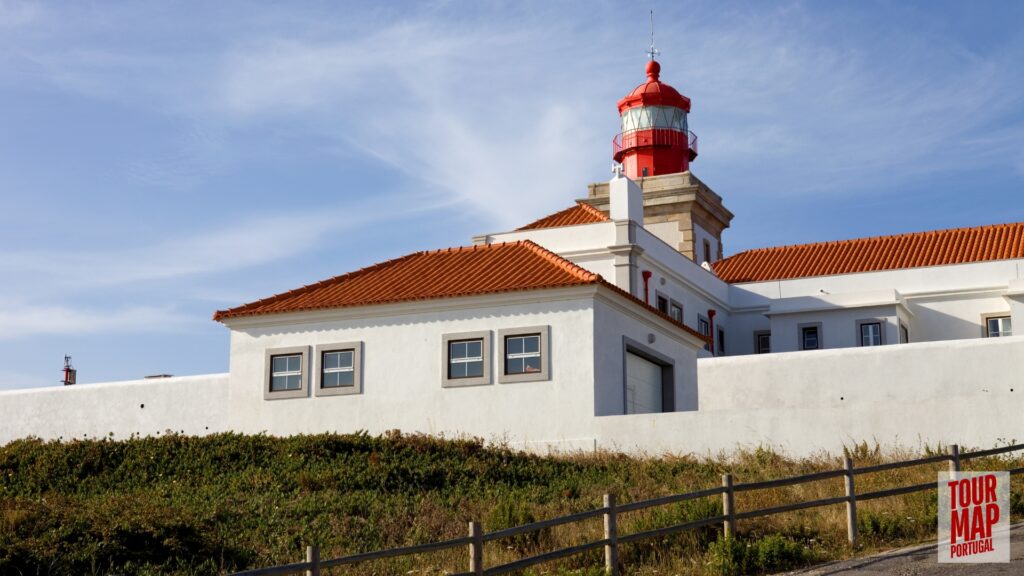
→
(518, 239, 602, 282)
(721, 221, 1024, 260)
(574, 200, 611, 221)
(516, 202, 610, 231)
(715, 220, 1024, 284)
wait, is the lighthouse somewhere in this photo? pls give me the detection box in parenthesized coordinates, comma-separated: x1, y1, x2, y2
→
(613, 59, 698, 179)
(582, 56, 733, 264)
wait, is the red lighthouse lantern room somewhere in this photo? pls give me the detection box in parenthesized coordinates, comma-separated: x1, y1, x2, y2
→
(613, 60, 697, 179)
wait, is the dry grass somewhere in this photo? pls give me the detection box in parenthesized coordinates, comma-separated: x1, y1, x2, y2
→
(0, 434, 1021, 576)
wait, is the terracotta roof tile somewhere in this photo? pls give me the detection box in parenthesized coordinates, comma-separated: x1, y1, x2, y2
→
(213, 240, 707, 342)
(517, 201, 609, 230)
(714, 222, 1024, 283)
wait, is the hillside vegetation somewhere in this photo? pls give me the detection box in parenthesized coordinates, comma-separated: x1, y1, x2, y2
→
(1, 432, 1021, 576)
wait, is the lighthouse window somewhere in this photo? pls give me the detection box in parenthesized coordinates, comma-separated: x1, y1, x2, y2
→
(621, 106, 688, 133)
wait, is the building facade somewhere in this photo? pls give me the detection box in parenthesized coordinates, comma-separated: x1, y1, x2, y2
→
(1, 58, 1022, 455)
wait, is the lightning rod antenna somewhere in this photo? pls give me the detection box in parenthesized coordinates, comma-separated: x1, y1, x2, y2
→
(647, 10, 660, 60)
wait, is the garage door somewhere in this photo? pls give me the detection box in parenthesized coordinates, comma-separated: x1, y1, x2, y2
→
(625, 351, 663, 414)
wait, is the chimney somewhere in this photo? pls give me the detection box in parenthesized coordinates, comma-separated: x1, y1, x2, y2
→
(62, 355, 76, 386)
(608, 171, 643, 224)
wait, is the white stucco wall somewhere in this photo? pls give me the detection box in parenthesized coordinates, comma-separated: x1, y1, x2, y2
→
(1, 335, 1020, 457)
(592, 295, 700, 416)
(768, 304, 900, 352)
(222, 287, 703, 447)
(726, 259, 1023, 354)
(0, 374, 229, 445)
(225, 290, 601, 441)
(587, 336, 1024, 455)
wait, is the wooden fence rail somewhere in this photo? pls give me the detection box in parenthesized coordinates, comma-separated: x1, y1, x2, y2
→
(231, 443, 1024, 576)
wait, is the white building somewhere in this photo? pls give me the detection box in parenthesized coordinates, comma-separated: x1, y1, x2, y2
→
(2, 59, 1022, 455)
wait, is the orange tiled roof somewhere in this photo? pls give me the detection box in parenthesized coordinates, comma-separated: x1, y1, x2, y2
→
(714, 222, 1024, 283)
(214, 240, 706, 341)
(517, 201, 609, 230)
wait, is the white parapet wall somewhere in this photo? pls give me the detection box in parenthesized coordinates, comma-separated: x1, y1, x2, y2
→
(0, 374, 229, 445)
(1, 338, 1021, 456)
(588, 335, 1024, 455)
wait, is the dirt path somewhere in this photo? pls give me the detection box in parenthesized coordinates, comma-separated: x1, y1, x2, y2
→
(781, 523, 1024, 575)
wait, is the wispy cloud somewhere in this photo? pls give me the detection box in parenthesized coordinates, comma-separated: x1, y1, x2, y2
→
(0, 0, 41, 29)
(216, 19, 609, 229)
(0, 302, 194, 339)
(0, 192, 444, 293)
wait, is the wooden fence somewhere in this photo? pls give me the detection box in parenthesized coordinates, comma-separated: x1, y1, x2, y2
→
(232, 443, 1024, 576)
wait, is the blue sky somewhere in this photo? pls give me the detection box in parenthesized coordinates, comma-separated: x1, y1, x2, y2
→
(2, 1, 1023, 389)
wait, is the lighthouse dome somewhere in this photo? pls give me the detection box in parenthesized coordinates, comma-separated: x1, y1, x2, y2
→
(617, 60, 691, 113)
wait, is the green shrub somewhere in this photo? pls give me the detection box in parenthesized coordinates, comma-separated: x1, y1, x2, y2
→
(486, 495, 549, 551)
(706, 534, 814, 575)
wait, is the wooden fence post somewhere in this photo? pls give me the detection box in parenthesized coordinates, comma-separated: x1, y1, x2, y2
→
(603, 493, 619, 575)
(844, 457, 858, 548)
(305, 545, 320, 576)
(722, 474, 735, 539)
(948, 444, 960, 479)
(469, 521, 483, 576)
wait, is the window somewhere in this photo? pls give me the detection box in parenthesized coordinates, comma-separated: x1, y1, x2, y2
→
(623, 337, 674, 415)
(656, 294, 669, 314)
(264, 346, 308, 400)
(755, 331, 771, 354)
(314, 342, 363, 397)
(641, 167, 649, 177)
(858, 321, 883, 347)
(442, 331, 491, 387)
(271, 355, 302, 390)
(717, 328, 726, 356)
(800, 324, 821, 350)
(450, 340, 483, 378)
(985, 316, 1012, 337)
(697, 316, 710, 352)
(498, 326, 550, 383)
(703, 240, 712, 264)
(670, 301, 683, 323)
(900, 323, 910, 344)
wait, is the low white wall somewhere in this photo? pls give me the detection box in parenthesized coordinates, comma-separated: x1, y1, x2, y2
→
(0, 374, 229, 445)
(2, 337, 1021, 458)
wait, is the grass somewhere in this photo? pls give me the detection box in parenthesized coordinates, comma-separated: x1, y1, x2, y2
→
(0, 432, 1020, 575)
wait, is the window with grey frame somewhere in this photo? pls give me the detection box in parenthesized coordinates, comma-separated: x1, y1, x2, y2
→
(656, 294, 669, 314)
(717, 327, 726, 355)
(985, 316, 1012, 337)
(270, 354, 303, 391)
(498, 326, 550, 384)
(264, 345, 308, 400)
(801, 325, 820, 350)
(504, 333, 541, 375)
(314, 342, 363, 397)
(697, 316, 710, 351)
(448, 339, 484, 379)
(859, 322, 882, 346)
(321, 349, 355, 387)
(669, 301, 683, 323)
(755, 331, 771, 354)
(900, 323, 910, 344)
